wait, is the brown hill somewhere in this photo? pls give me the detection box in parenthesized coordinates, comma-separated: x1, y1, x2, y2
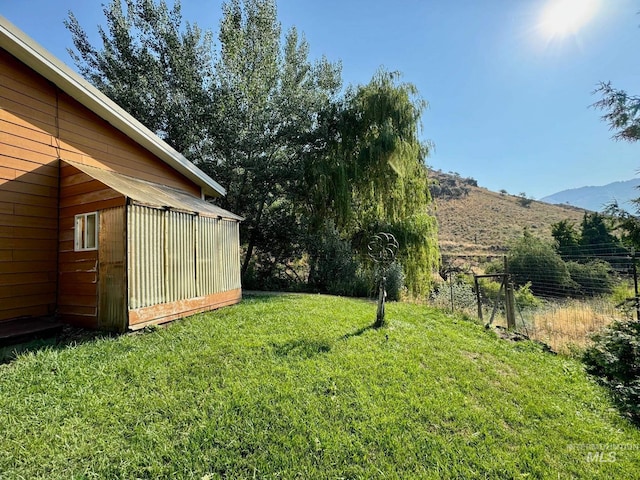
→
(430, 170, 588, 256)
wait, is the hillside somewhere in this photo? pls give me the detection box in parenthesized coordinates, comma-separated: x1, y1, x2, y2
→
(430, 170, 588, 256)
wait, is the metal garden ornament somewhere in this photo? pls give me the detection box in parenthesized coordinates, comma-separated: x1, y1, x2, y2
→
(368, 232, 399, 328)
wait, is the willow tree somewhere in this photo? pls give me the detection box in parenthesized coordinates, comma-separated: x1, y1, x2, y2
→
(305, 70, 439, 296)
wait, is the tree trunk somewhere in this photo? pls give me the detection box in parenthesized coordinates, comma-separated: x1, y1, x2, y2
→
(241, 199, 266, 278)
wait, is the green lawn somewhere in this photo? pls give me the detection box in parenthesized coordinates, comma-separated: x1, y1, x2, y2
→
(0, 294, 638, 479)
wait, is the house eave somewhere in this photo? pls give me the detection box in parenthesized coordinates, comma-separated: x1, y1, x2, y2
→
(0, 15, 225, 198)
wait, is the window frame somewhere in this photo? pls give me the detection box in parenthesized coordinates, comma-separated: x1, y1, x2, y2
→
(74, 211, 99, 252)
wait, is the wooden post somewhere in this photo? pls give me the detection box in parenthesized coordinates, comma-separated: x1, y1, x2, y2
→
(474, 275, 483, 321)
(505, 281, 516, 330)
(449, 272, 454, 313)
(633, 257, 640, 322)
(504, 256, 516, 329)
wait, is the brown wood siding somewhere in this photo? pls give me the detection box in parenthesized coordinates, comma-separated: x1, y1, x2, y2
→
(57, 164, 125, 328)
(56, 94, 200, 196)
(1, 45, 206, 325)
(0, 49, 58, 322)
(128, 288, 243, 329)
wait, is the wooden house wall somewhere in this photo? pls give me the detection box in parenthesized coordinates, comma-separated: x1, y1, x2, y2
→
(58, 163, 125, 327)
(0, 48, 59, 322)
(0, 46, 203, 324)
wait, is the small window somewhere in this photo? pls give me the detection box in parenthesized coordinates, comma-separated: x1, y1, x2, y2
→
(75, 212, 98, 251)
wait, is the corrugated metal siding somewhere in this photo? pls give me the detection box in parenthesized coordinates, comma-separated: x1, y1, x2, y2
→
(128, 205, 165, 309)
(128, 205, 241, 311)
(197, 216, 217, 295)
(166, 210, 196, 302)
(217, 219, 241, 292)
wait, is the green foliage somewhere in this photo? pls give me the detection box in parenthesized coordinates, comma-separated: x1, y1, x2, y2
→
(515, 282, 543, 310)
(384, 262, 405, 302)
(594, 81, 640, 142)
(66, 0, 438, 297)
(551, 219, 580, 260)
(579, 212, 623, 254)
(209, 0, 343, 278)
(477, 279, 541, 312)
(610, 282, 637, 318)
(307, 223, 369, 297)
(583, 319, 640, 424)
(566, 260, 615, 296)
(508, 232, 576, 296)
(605, 201, 640, 250)
(66, 0, 215, 160)
(307, 70, 439, 296)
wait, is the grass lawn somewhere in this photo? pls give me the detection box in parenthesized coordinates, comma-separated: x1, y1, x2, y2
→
(0, 294, 639, 479)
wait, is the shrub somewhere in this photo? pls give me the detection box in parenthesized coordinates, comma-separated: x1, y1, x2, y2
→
(477, 279, 541, 312)
(507, 233, 576, 297)
(515, 282, 542, 310)
(610, 283, 636, 319)
(384, 262, 404, 301)
(583, 320, 640, 424)
(307, 224, 365, 297)
(566, 260, 615, 297)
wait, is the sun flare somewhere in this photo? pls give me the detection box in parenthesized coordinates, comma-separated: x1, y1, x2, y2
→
(539, 0, 599, 39)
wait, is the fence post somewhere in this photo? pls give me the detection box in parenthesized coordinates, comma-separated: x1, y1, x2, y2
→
(503, 256, 516, 329)
(505, 281, 516, 330)
(474, 275, 483, 321)
(633, 253, 640, 322)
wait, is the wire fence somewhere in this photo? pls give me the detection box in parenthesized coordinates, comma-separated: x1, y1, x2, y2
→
(432, 246, 638, 354)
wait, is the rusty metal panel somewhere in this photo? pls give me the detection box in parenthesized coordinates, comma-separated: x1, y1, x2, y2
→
(128, 205, 165, 309)
(98, 206, 127, 331)
(64, 160, 242, 221)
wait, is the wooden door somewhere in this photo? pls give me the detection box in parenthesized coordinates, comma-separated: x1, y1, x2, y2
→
(98, 207, 127, 331)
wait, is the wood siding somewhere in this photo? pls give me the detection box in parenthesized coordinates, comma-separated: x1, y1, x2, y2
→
(1, 46, 203, 324)
(0, 49, 58, 322)
(58, 164, 125, 327)
(0, 49, 200, 323)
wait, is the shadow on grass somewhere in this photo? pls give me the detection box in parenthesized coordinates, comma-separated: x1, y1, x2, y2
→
(270, 338, 332, 359)
(340, 324, 377, 341)
(0, 325, 116, 364)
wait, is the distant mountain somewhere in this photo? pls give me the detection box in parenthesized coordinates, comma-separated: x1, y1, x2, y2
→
(540, 179, 640, 213)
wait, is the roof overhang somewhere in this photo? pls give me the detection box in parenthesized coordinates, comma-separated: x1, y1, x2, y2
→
(0, 15, 226, 198)
(64, 160, 242, 221)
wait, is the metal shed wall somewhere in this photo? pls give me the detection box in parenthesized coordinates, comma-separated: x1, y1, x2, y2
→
(127, 204, 241, 327)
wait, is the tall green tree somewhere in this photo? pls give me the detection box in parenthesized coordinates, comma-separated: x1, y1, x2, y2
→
(304, 71, 439, 296)
(551, 219, 580, 260)
(594, 82, 640, 142)
(206, 0, 343, 277)
(65, 0, 215, 161)
(65, 0, 438, 296)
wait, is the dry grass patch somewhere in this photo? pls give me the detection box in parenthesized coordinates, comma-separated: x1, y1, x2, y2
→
(523, 300, 619, 354)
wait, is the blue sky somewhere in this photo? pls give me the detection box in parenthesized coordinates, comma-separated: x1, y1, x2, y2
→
(2, 0, 639, 199)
